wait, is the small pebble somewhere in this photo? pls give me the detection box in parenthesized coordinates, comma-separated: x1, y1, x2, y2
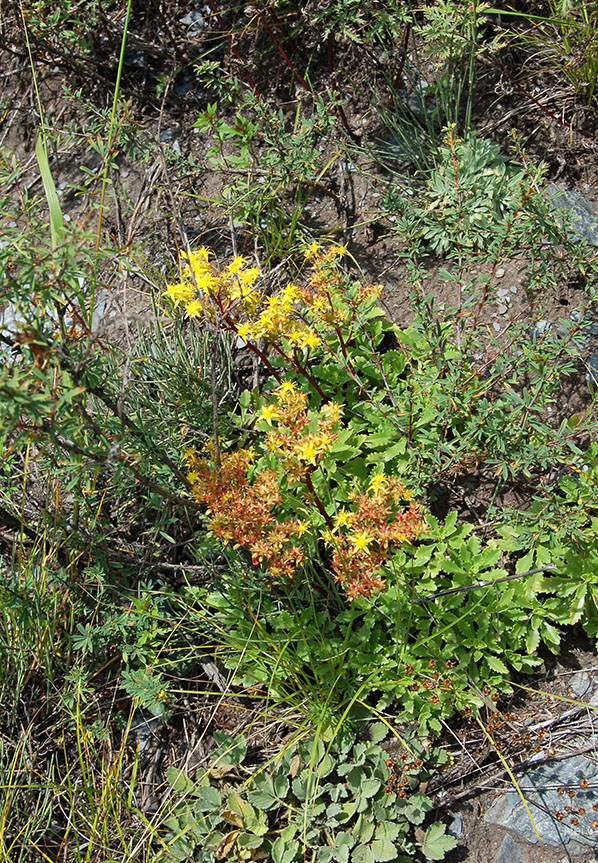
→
(495, 267, 505, 278)
(530, 320, 552, 339)
(586, 354, 598, 386)
(493, 322, 501, 332)
(497, 304, 508, 315)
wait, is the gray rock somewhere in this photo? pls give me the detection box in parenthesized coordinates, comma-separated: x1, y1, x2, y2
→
(569, 671, 593, 698)
(124, 50, 148, 69)
(180, 9, 206, 37)
(448, 812, 463, 839)
(174, 77, 195, 97)
(496, 833, 523, 863)
(529, 320, 552, 340)
(586, 353, 598, 386)
(547, 183, 598, 247)
(484, 754, 598, 850)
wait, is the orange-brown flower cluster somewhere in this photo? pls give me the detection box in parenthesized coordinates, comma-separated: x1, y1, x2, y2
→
(325, 473, 427, 600)
(186, 447, 306, 580)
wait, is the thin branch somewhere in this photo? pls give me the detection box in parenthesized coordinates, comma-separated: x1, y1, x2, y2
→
(416, 565, 557, 604)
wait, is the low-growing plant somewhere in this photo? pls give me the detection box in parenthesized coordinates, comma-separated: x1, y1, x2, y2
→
(160, 724, 456, 862)
(390, 125, 538, 255)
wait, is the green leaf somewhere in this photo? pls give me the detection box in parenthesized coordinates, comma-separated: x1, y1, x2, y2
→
(272, 836, 299, 863)
(237, 831, 265, 849)
(370, 838, 397, 861)
(212, 730, 247, 767)
(421, 823, 457, 860)
(164, 766, 195, 794)
(374, 822, 402, 841)
(360, 778, 382, 798)
(35, 134, 66, 250)
(353, 844, 375, 863)
(192, 785, 223, 813)
(485, 654, 508, 674)
(368, 722, 388, 744)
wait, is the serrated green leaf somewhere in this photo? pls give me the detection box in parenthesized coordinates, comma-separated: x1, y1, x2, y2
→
(166, 767, 197, 795)
(485, 654, 508, 675)
(354, 814, 375, 843)
(360, 778, 382, 798)
(421, 822, 457, 860)
(368, 723, 388, 744)
(346, 766, 365, 792)
(374, 822, 402, 841)
(192, 785, 223, 813)
(353, 844, 375, 863)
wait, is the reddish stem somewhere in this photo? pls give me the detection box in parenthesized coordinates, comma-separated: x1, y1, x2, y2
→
(391, 22, 412, 94)
(254, 5, 314, 93)
(304, 468, 334, 530)
(480, 47, 597, 142)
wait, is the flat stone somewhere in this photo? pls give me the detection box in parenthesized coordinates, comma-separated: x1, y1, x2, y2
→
(546, 183, 598, 247)
(496, 833, 523, 863)
(180, 9, 206, 37)
(484, 754, 598, 850)
(529, 320, 552, 340)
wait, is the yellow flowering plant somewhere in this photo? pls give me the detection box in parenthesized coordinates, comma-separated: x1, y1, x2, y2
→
(165, 245, 428, 599)
(161, 234, 598, 734)
(164, 243, 387, 400)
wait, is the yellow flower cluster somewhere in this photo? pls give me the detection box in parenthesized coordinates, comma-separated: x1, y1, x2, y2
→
(165, 247, 260, 320)
(165, 244, 384, 368)
(259, 381, 342, 472)
(236, 284, 320, 348)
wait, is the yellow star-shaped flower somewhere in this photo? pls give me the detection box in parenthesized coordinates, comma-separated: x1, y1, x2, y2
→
(350, 532, 374, 553)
